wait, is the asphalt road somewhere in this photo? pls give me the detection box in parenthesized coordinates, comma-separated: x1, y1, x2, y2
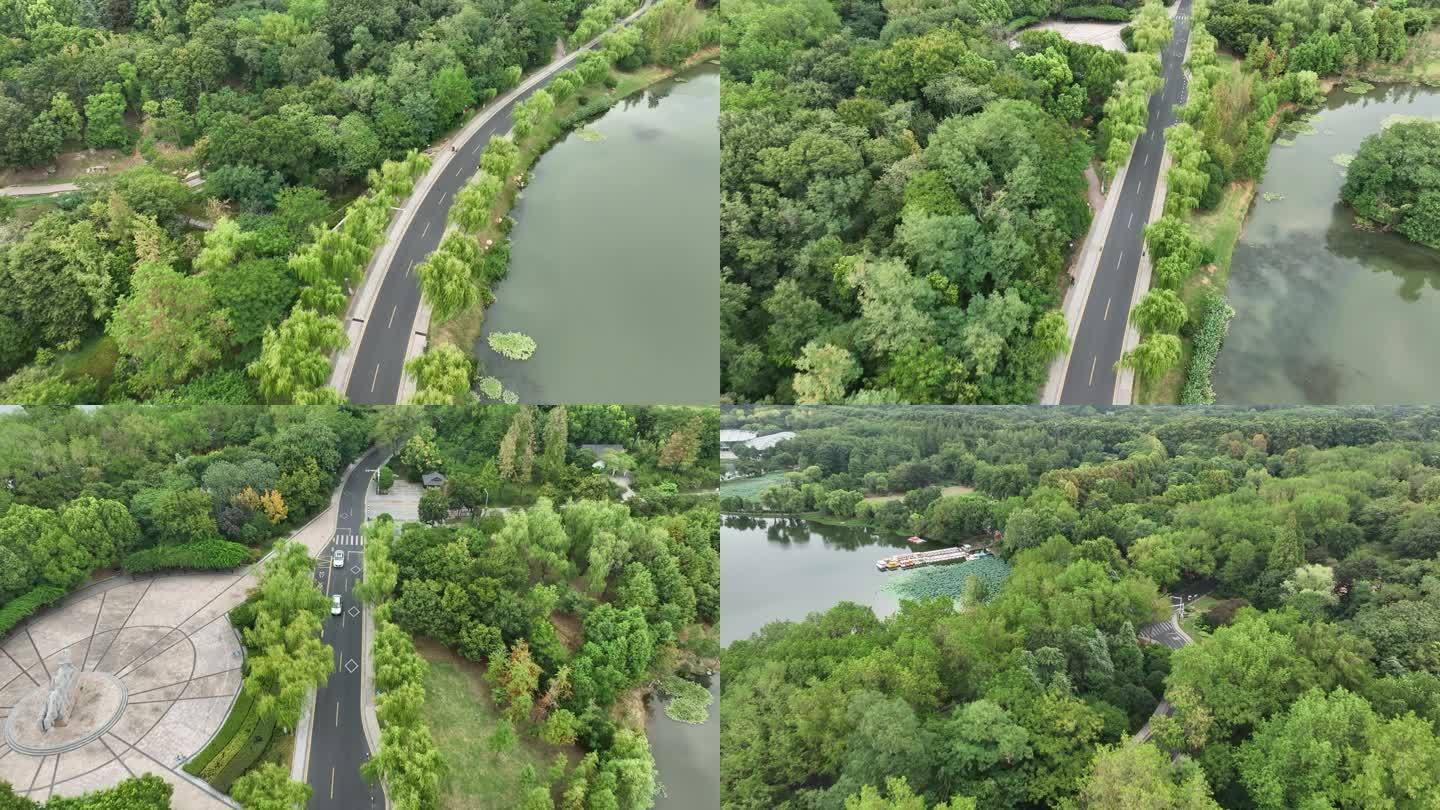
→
(305, 446, 386, 810)
(345, 10, 649, 404)
(1060, 0, 1193, 404)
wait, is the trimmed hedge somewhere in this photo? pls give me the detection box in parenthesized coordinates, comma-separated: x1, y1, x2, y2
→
(0, 585, 67, 638)
(183, 685, 277, 792)
(1060, 4, 1133, 20)
(185, 688, 254, 777)
(1180, 294, 1236, 404)
(123, 539, 251, 574)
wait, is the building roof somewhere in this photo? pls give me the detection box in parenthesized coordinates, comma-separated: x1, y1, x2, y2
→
(421, 472, 447, 487)
(719, 430, 757, 444)
(745, 431, 796, 451)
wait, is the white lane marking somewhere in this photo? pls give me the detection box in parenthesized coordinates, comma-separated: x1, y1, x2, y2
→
(370, 364, 380, 393)
(1088, 356, 1099, 386)
(336, 701, 340, 727)
(388, 305, 398, 328)
(1144, 152, 1150, 167)
(406, 260, 413, 277)
(422, 221, 431, 237)
(1117, 250, 1125, 268)
(1103, 297, 1112, 321)
(1128, 212, 1134, 228)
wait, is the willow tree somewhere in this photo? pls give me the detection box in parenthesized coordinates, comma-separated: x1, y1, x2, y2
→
(247, 308, 347, 402)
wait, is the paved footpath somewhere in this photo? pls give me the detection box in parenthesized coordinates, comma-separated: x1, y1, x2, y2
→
(0, 469, 345, 808)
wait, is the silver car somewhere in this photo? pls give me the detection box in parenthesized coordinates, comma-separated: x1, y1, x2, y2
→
(332, 549, 345, 568)
(331, 595, 343, 615)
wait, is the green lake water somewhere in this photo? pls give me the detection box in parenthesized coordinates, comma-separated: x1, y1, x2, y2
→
(477, 64, 719, 403)
(1213, 83, 1440, 403)
(647, 674, 719, 809)
(720, 514, 913, 646)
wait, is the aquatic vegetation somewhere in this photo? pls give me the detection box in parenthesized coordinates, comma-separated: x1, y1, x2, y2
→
(660, 676, 713, 724)
(1344, 81, 1375, 94)
(882, 555, 1011, 604)
(1332, 153, 1355, 168)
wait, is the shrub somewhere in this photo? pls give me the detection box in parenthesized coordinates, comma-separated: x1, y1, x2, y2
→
(0, 586, 66, 638)
(1200, 597, 1249, 630)
(185, 685, 277, 792)
(377, 465, 395, 493)
(1059, 5, 1133, 21)
(1179, 294, 1235, 405)
(123, 539, 251, 573)
(185, 687, 255, 778)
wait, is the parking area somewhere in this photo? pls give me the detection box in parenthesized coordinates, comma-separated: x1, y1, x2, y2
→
(367, 479, 423, 523)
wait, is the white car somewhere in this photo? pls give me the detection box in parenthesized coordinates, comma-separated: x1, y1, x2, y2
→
(332, 549, 345, 568)
(331, 595, 343, 616)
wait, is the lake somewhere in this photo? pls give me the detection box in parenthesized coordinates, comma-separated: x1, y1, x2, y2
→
(477, 63, 720, 404)
(720, 514, 916, 646)
(1213, 83, 1440, 404)
(647, 674, 719, 809)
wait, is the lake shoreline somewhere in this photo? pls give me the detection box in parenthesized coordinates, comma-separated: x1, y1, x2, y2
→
(434, 45, 719, 359)
(1142, 63, 1438, 404)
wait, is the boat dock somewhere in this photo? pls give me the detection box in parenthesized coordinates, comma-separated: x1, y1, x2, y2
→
(875, 543, 994, 571)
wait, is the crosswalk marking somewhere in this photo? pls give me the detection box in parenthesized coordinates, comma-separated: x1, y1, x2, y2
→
(333, 532, 365, 547)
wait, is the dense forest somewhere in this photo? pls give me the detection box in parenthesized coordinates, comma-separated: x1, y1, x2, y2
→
(722, 405, 1440, 808)
(0, 405, 369, 618)
(356, 404, 719, 808)
(1340, 118, 1440, 250)
(720, 0, 1175, 404)
(0, 0, 672, 403)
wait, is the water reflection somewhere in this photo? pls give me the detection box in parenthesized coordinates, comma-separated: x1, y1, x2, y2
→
(646, 673, 719, 810)
(1213, 83, 1440, 404)
(476, 64, 720, 403)
(721, 515, 905, 646)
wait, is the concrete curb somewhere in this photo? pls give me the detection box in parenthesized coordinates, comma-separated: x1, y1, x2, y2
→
(358, 454, 389, 806)
(1041, 147, 1138, 404)
(1112, 146, 1170, 405)
(1114, 13, 1193, 405)
(396, 1, 656, 403)
(328, 189, 425, 396)
(288, 451, 369, 787)
(290, 689, 317, 785)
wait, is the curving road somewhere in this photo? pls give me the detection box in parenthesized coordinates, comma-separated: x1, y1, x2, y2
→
(1133, 592, 1196, 743)
(1060, 0, 1193, 404)
(344, 6, 652, 404)
(304, 446, 386, 810)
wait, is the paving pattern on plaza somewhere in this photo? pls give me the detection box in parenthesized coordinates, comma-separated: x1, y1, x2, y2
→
(0, 572, 254, 807)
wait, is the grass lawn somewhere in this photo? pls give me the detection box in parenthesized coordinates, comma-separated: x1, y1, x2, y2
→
(418, 639, 575, 809)
(1360, 29, 1440, 86)
(864, 484, 974, 503)
(720, 471, 790, 500)
(1179, 593, 1221, 641)
(1137, 181, 1254, 404)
